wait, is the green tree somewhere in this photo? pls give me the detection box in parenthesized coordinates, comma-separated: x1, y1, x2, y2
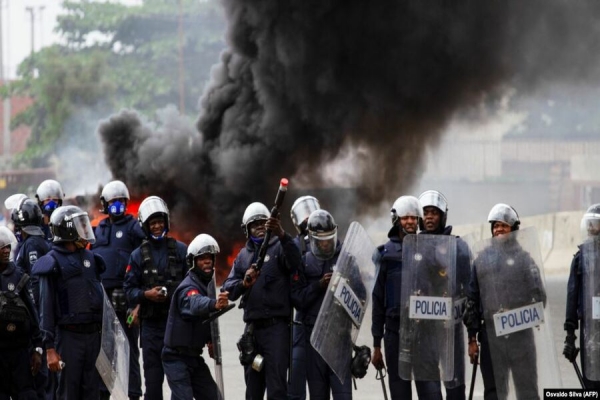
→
(11, 0, 225, 166)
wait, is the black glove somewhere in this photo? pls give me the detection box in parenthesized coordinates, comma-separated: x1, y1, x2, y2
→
(563, 332, 579, 363)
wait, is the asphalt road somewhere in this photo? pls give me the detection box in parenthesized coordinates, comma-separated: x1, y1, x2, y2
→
(140, 273, 579, 400)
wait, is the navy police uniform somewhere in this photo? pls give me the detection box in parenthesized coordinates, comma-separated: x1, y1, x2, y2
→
(564, 240, 600, 389)
(291, 242, 352, 400)
(33, 245, 105, 400)
(162, 269, 219, 400)
(91, 214, 145, 399)
(0, 263, 41, 400)
(371, 225, 442, 400)
(289, 234, 310, 400)
(124, 237, 187, 400)
(222, 233, 301, 400)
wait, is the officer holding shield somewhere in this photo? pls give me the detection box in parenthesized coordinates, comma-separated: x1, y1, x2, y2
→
(90, 180, 145, 400)
(371, 195, 442, 399)
(564, 204, 600, 389)
(464, 204, 547, 400)
(418, 190, 471, 400)
(291, 209, 352, 399)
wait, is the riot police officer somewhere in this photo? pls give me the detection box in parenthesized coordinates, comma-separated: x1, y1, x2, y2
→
(90, 180, 145, 400)
(291, 209, 352, 399)
(418, 190, 471, 400)
(464, 204, 546, 400)
(11, 197, 52, 399)
(564, 204, 600, 389)
(35, 179, 65, 241)
(163, 234, 230, 400)
(32, 205, 105, 400)
(289, 195, 320, 400)
(124, 196, 187, 400)
(0, 226, 42, 400)
(371, 195, 442, 399)
(222, 202, 302, 400)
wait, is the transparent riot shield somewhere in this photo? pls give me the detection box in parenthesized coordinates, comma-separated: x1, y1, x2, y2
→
(399, 234, 456, 381)
(445, 233, 475, 389)
(96, 290, 129, 400)
(471, 227, 561, 398)
(582, 237, 600, 381)
(310, 222, 378, 384)
(207, 275, 225, 400)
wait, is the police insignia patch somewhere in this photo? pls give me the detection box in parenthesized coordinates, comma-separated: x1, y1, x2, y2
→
(264, 254, 270, 262)
(116, 231, 123, 239)
(414, 253, 423, 261)
(84, 260, 91, 268)
(6, 323, 15, 332)
(29, 251, 38, 265)
(506, 258, 515, 266)
(7, 283, 14, 291)
(126, 265, 131, 274)
(186, 289, 199, 297)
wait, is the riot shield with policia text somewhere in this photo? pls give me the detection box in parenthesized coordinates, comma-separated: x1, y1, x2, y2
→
(310, 222, 378, 384)
(399, 234, 456, 381)
(582, 236, 600, 381)
(96, 290, 130, 400)
(470, 227, 561, 398)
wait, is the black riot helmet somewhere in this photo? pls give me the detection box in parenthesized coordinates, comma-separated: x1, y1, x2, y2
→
(11, 198, 44, 236)
(307, 209, 338, 260)
(50, 205, 96, 244)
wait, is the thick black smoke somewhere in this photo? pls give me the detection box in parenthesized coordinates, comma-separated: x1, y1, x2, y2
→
(99, 1, 600, 262)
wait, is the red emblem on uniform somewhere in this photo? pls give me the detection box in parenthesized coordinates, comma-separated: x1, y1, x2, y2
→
(186, 289, 199, 297)
(293, 273, 299, 282)
(126, 265, 131, 274)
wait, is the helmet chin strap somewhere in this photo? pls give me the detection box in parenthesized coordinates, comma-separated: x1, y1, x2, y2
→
(151, 230, 167, 240)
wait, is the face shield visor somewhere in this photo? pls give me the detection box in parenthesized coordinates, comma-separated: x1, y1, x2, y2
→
(70, 212, 96, 244)
(309, 228, 337, 260)
(291, 196, 320, 234)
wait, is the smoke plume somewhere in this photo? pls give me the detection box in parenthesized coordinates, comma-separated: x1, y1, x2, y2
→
(99, 1, 600, 258)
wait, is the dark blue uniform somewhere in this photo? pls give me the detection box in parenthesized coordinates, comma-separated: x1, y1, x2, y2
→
(124, 237, 187, 400)
(0, 263, 41, 400)
(423, 226, 470, 400)
(371, 226, 442, 400)
(33, 245, 105, 400)
(291, 242, 352, 399)
(222, 233, 301, 400)
(15, 233, 51, 399)
(162, 269, 219, 400)
(91, 215, 145, 399)
(565, 241, 600, 389)
(289, 235, 310, 400)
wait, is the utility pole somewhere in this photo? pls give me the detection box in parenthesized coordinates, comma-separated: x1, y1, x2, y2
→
(177, 0, 185, 114)
(38, 6, 45, 48)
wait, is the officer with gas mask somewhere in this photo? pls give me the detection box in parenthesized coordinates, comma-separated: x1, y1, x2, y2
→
(0, 226, 42, 400)
(90, 180, 145, 400)
(418, 190, 471, 400)
(124, 196, 187, 400)
(290, 209, 352, 399)
(32, 205, 105, 400)
(35, 179, 65, 241)
(464, 204, 546, 400)
(222, 202, 302, 400)
(289, 195, 320, 400)
(371, 195, 442, 399)
(564, 204, 600, 389)
(10, 197, 51, 399)
(162, 234, 230, 399)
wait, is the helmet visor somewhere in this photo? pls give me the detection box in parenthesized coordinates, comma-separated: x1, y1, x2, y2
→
(291, 197, 320, 229)
(139, 197, 169, 224)
(309, 230, 337, 260)
(71, 212, 96, 244)
(581, 213, 600, 238)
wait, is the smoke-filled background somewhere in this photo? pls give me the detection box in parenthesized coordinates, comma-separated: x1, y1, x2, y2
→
(97, 1, 600, 267)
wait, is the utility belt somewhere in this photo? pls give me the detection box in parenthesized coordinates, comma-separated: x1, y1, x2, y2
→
(252, 317, 288, 330)
(60, 323, 102, 334)
(172, 346, 204, 357)
(108, 288, 128, 313)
